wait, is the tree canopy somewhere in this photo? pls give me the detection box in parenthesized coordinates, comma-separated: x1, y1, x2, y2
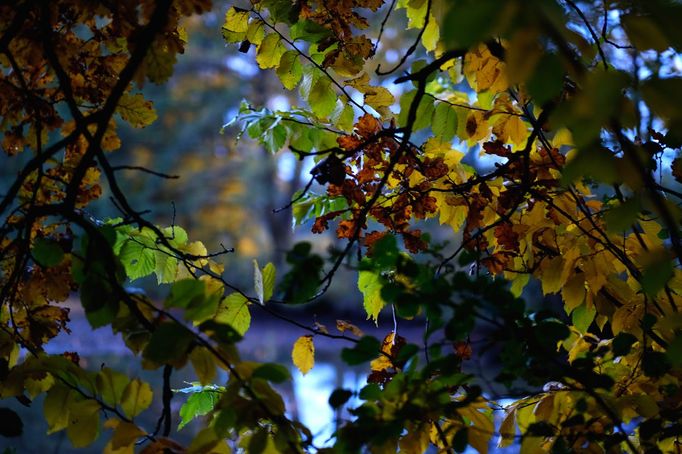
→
(2, 0, 682, 452)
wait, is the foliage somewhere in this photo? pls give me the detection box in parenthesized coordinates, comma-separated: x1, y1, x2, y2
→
(2, 0, 682, 452)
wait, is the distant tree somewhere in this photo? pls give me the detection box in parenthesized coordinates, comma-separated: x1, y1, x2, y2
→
(2, 0, 682, 452)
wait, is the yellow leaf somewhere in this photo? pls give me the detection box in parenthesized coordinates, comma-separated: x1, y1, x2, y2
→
(364, 86, 394, 117)
(541, 256, 565, 295)
(120, 378, 153, 418)
(459, 400, 493, 454)
(498, 405, 517, 448)
(292, 335, 315, 375)
(67, 399, 101, 448)
(562, 272, 585, 312)
(336, 319, 364, 337)
(117, 93, 157, 128)
(109, 420, 145, 451)
(399, 422, 430, 452)
(421, 14, 439, 52)
(510, 273, 530, 298)
(464, 111, 490, 142)
(612, 301, 644, 335)
(495, 115, 529, 147)
(256, 33, 286, 69)
(371, 332, 395, 372)
(189, 427, 232, 454)
(223, 7, 249, 42)
(246, 20, 265, 46)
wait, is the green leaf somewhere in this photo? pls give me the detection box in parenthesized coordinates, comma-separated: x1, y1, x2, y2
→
(666, 334, 682, 366)
(143, 322, 194, 364)
(119, 235, 156, 281)
(44, 385, 71, 434)
(571, 303, 596, 333)
(358, 271, 386, 323)
(166, 279, 206, 309)
(289, 20, 331, 42)
(120, 378, 153, 418)
(308, 76, 337, 118)
(96, 367, 129, 407)
(604, 198, 641, 233)
(154, 250, 178, 284)
(641, 257, 674, 297)
(432, 102, 458, 141)
(252, 363, 291, 383)
(263, 124, 288, 152)
(276, 51, 303, 90)
(32, 238, 64, 267)
(256, 33, 286, 69)
(341, 336, 381, 365)
(443, 0, 500, 47)
(215, 293, 251, 336)
(178, 390, 220, 430)
(527, 53, 565, 105)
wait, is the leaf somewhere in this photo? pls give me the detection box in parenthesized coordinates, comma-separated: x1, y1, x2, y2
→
(190, 347, 217, 386)
(540, 256, 565, 295)
(44, 385, 71, 434)
(66, 400, 101, 448)
(276, 51, 303, 90)
(358, 271, 386, 323)
(119, 234, 156, 281)
(336, 319, 364, 337)
(292, 335, 315, 375)
(341, 336, 381, 365)
(32, 238, 64, 267)
(421, 14, 439, 52)
(105, 420, 146, 451)
(224, 7, 250, 33)
(166, 279, 206, 309)
(256, 33, 286, 69)
(432, 102, 458, 141)
(117, 93, 157, 128)
(143, 322, 194, 364)
(621, 14, 669, 51)
(561, 272, 585, 312)
(498, 406, 516, 448)
(96, 367, 130, 407)
(308, 76, 337, 118)
(253, 259, 264, 305)
(178, 390, 220, 430)
(214, 293, 251, 336)
(252, 363, 291, 383)
(0, 408, 22, 437)
(571, 303, 596, 333)
(120, 379, 153, 419)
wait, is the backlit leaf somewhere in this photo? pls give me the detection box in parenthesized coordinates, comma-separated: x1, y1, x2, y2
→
(292, 335, 315, 375)
(117, 93, 157, 128)
(358, 271, 386, 323)
(120, 379, 153, 419)
(215, 293, 251, 336)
